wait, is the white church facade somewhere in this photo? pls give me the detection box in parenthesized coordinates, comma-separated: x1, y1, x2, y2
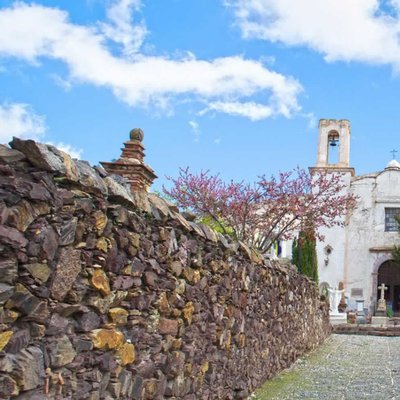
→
(313, 119, 400, 316)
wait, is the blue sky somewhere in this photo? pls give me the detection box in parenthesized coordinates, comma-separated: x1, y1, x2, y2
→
(1, 0, 400, 191)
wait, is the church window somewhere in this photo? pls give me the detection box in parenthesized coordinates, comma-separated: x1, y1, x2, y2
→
(385, 208, 400, 231)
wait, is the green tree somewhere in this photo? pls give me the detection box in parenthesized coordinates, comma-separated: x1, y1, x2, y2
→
(292, 237, 299, 267)
(292, 229, 318, 283)
(392, 215, 400, 263)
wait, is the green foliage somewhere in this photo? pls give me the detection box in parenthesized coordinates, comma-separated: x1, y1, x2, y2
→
(391, 215, 400, 263)
(387, 304, 394, 318)
(392, 246, 400, 264)
(293, 230, 318, 283)
(199, 215, 236, 238)
(320, 285, 328, 299)
(154, 189, 237, 238)
(292, 238, 299, 267)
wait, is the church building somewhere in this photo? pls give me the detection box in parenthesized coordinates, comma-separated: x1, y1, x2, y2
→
(313, 119, 400, 316)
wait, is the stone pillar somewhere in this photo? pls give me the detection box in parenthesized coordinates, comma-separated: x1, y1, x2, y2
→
(338, 120, 351, 167)
(316, 119, 329, 167)
(101, 129, 157, 193)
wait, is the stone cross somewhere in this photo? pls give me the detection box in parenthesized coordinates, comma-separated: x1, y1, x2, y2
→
(378, 283, 388, 300)
(391, 149, 398, 159)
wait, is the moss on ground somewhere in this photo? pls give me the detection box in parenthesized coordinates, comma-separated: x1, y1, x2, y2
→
(251, 368, 308, 399)
(251, 337, 336, 399)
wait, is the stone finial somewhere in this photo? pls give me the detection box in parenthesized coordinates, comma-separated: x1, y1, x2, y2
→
(100, 129, 157, 193)
(129, 128, 144, 142)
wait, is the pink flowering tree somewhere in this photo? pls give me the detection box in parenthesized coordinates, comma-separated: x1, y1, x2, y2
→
(163, 167, 357, 253)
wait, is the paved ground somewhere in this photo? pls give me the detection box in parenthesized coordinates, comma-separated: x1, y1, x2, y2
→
(251, 334, 400, 400)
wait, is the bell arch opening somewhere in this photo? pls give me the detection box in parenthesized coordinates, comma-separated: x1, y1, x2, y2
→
(327, 130, 340, 165)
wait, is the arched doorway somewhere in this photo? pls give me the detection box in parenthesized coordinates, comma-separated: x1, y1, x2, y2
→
(377, 260, 400, 314)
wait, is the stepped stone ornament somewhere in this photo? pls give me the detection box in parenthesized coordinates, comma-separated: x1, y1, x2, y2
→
(101, 128, 157, 193)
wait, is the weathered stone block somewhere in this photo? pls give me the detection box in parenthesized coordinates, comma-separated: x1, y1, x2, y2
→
(10, 138, 79, 179)
(116, 342, 136, 366)
(88, 290, 127, 314)
(112, 275, 134, 290)
(12, 346, 45, 391)
(93, 210, 108, 234)
(108, 381, 122, 399)
(96, 237, 109, 253)
(7, 284, 49, 322)
(58, 217, 78, 246)
(77, 311, 101, 332)
(73, 338, 93, 352)
(7, 200, 50, 232)
(0, 375, 19, 398)
(0, 144, 25, 164)
(50, 247, 81, 301)
(144, 270, 158, 287)
(91, 329, 124, 350)
(183, 302, 195, 325)
(0, 225, 28, 249)
(168, 260, 183, 276)
(46, 313, 71, 335)
(0, 330, 13, 351)
(4, 329, 30, 354)
(25, 263, 50, 283)
(158, 318, 179, 336)
(0, 259, 18, 284)
(91, 269, 111, 296)
(0, 283, 14, 304)
(46, 334, 76, 367)
(39, 225, 59, 261)
(104, 176, 134, 207)
(75, 160, 108, 195)
(131, 258, 145, 277)
(165, 351, 186, 378)
(109, 307, 129, 325)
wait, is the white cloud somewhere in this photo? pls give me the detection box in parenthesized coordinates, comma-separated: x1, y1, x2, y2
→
(302, 112, 317, 129)
(0, 103, 46, 142)
(47, 141, 83, 159)
(0, 2, 302, 120)
(51, 74, 73, 91)
(0, 101, 82, 158)
(188, 120, 200, 141)
(202, 101, 274, 120)
(225, 0, 400, 69)
(101, 0, 147, 58)
(214, 137, 222, 144)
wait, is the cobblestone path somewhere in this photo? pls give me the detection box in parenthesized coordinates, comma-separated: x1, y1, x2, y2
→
(251, 334, 400, 400)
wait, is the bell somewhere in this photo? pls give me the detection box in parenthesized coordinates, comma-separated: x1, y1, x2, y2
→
(329, 139, 338, 147)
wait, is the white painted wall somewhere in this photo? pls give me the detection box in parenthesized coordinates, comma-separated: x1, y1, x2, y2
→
(316, 166, 400, 312)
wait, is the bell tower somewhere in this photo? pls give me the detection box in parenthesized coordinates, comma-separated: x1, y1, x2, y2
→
(314, 119, 355, 175)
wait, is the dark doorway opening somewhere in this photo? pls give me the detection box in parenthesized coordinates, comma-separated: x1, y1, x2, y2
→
(377, 260, 400, 314)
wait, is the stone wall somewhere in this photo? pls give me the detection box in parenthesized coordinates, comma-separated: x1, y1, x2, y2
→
(0, 139, 330, 400)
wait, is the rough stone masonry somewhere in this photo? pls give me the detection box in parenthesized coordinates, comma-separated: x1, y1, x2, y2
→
(0, 138, 330, 399)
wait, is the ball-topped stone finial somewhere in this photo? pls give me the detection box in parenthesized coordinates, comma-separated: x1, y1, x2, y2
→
(129, 128, 144, 141)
